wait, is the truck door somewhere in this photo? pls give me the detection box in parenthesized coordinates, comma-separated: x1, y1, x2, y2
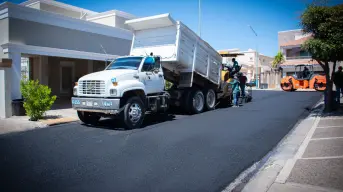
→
(153, 57, 165, 92)
(139, 57, 162, 94)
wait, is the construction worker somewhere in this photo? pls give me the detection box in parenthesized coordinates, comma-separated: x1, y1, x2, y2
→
(302, 66, 310, 78)
(230, 74, 241, 107)
(333, 66, 343, 104)
(230, 58, 241, 77)
(237, 72, 247, 102)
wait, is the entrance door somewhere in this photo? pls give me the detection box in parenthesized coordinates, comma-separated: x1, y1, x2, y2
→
(60, 62, 75, 97)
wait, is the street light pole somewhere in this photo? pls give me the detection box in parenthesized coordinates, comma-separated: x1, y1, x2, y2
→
(248, 25, 258, 88)
(198, 0, 201, 37)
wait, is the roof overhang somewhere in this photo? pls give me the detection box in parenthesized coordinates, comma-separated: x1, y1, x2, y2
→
(280, 64, 321, 68)
(218, 50, 244, 57)
(125, 13, 176, 31)
(86, 10, 136, 20)
(0, 2, 132, 40)
(2, 43, 118, 61)
(20, 0, 98, 15)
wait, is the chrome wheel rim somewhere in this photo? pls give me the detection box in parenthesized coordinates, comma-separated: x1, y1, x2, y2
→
(193, 92, 204, 111)
(128, 103, 142, 123)
(206, 90, 216, 108)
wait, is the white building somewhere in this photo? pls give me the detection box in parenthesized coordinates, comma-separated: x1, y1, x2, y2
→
(0, 0, 137, 118)
(218, 48, 273, 83)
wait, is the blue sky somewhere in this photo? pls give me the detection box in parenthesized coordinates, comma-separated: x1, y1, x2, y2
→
(4, 0, 343, 56)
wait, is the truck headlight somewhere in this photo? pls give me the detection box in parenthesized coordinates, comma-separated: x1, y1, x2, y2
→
(73, 87, 78, 96)
(110, 89, 117, 96)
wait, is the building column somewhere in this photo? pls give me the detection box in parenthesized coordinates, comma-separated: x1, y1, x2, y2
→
(87, 60, 93, 73)
(9, 52, 22, 100)
(275, 71, 280, 88)
(39, 56, 49, 85)
(0, 59, 12, 118)
(247, 69, 252, 82)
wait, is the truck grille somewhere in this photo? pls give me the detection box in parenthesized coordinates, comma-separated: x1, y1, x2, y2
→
(79, 80, 105, 95)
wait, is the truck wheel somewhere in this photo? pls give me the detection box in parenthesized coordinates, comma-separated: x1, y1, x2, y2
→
(122, 96, 145, 130)
(204, 89, 216, 110)
(77, 111, 100, 125)
(186, 89, 205, 114)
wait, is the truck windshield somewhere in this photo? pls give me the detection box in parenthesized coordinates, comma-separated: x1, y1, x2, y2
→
(106, 57, 143, 70)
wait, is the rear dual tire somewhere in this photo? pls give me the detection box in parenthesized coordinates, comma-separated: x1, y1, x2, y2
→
(184, 88, 216, 114)
(204, 89, 216, 111)
(185, 89, 205, 114)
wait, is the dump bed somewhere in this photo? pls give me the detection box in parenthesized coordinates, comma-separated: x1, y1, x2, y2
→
(125, 14, 222, 86)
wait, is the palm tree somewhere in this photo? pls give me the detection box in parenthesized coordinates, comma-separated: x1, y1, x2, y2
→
(272, 51, 285, 68)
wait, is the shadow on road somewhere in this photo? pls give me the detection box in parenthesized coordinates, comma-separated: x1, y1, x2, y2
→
(82, 112, 181, 131)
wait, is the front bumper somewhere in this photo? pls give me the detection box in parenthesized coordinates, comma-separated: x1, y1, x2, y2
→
(71, 97, 121, 114)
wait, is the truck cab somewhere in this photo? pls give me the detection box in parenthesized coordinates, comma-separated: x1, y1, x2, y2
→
(72, 55, 169, 129)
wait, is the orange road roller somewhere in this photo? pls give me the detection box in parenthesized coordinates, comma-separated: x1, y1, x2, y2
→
(280, 64, 326, 92)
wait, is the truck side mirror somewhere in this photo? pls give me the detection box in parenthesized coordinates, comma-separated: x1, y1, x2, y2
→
(153, 68, 159, 74)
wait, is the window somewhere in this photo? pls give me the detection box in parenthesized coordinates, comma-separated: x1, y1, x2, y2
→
(300, 50, 311, 57)
(106, 57, 143, 70)
(154, 57, 161, 69)
(141, 56, 161, 72)
(21, 57, 31, 80)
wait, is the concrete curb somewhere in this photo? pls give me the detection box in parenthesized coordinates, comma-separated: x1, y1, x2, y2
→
(222, 96, 324, 192)
(39, 117, 78, 126)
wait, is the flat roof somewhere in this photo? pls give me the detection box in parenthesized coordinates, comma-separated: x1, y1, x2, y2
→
(20, 0, 98, 15)
(86, 9, 136, 20)
(278, 29, 302, 33)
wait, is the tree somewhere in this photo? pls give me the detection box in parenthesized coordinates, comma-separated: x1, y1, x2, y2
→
(300, 2, 343, 112)
(272, 51, 285, 68)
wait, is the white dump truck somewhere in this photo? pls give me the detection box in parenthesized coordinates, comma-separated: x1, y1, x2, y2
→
(71, 13, 234, 129)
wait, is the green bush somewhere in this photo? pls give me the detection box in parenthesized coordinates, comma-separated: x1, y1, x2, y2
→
(20, 79, 57, 121)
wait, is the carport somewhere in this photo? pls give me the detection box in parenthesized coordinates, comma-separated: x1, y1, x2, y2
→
(0, 2, 133, 118)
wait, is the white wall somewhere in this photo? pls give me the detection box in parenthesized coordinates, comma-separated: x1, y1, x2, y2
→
(39, 3, 83, 19)
(0, 66, 12, 118)
(0, 18, 9, 58)
(26, 2, 40, 9)
(115, 16, 131, 30)
(88, 16, 116, 27)
(87, 15, 132, 30)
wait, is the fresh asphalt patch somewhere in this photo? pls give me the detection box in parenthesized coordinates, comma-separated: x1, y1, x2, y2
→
(0, 90, 322, 192)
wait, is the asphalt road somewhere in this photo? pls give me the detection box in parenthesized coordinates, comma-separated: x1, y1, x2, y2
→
(0, 90, 322, 192)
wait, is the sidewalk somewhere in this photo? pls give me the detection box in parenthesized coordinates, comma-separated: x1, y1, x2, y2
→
(240, 98, 343, 192)
(0, 108, 78, 135)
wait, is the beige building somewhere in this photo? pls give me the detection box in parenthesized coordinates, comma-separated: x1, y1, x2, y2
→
(0, 0, 137, 118)
(278, 29, 323, 77)
(218, 48, 280, 88)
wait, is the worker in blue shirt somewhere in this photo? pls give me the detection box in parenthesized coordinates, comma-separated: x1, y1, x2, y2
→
(229, 74, 241, 107)
(230, 58, 241, 77)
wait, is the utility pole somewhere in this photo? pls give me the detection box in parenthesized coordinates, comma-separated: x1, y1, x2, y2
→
(198, 0, 201, 37)
(248, 25, 259, 88)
